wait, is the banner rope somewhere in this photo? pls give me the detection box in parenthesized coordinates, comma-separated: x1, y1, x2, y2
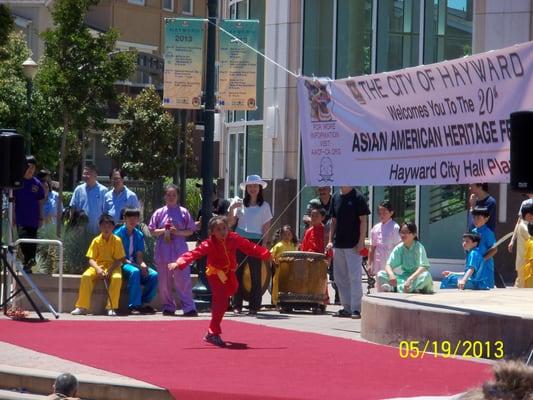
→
(209, 19, 300, 79)
(236, 183, 309, 269)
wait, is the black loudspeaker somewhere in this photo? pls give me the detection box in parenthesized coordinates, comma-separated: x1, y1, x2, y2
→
(0, 130, 26, 188)
(510, 111, 533, 192)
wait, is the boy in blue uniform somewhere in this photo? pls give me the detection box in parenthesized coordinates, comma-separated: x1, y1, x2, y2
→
(441, 232, 490, 290)
(114, 208, 158, 313)
(471, 206, 497, 288)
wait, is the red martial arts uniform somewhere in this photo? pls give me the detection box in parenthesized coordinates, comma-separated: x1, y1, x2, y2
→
(301, 224, 332, 258)
(178, 232, 270, 335)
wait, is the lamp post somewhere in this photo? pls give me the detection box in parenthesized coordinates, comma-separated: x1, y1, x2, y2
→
(22, 57, 38, 155)
(191, 0, 218, 312)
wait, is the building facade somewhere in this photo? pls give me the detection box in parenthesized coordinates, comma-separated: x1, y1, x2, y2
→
(219, 0, 531, 280)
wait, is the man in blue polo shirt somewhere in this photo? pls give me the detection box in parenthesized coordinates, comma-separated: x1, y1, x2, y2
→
(103, 168, 139, 224)
(70, 164, 108, 234)
(13, 156, 45, 273)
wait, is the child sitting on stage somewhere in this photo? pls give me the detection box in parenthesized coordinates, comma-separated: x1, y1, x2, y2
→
(441, 232, 490, 290)
(169, 216, 271, 347)
(270, 225, 298, 305)
(71, 214, 126, 316)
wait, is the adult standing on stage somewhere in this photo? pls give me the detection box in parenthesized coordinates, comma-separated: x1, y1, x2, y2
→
(149, 184, 198, 316)
(103, 168, 140, 224)
(70, 164, 108, 234)
(13, 156, 45, 273)
(228, 175, 272, 315)
(326, 186, 370, 319)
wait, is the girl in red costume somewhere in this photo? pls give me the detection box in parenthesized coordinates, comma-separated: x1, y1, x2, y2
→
(168, 216, 271, 347)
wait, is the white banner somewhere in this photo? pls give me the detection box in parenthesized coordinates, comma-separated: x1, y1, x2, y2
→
(298, 41, 533, 186)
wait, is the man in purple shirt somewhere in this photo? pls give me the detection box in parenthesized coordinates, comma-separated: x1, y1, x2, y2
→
(13, 156, 45, 273)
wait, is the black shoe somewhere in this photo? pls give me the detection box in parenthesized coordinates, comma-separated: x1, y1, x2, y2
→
(332, 309, 351, 318)
(248, 310, 257, 316)
(183, 310, 198, 317)
(129, 306, 142, 315)
(351, 311, 361, 319)
(162, 310, 176, 316)
(141, 305, 156, 314)
(204, 333, 226, 347)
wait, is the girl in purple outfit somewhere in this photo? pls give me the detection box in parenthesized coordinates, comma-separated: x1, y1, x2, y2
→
(149, 184, 198, 316)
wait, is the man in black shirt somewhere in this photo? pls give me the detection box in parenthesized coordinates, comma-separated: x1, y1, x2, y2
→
(326, 187, 370, 319)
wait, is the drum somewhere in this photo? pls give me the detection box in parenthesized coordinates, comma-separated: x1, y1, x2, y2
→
(241, 261, 272, 303)
(277, 251, 328, 310)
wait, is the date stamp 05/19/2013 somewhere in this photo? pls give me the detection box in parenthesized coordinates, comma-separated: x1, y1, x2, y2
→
(398, 340, 505, 359)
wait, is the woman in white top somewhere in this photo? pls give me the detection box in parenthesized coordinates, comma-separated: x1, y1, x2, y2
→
(228, 175, 272, 315)
(368, 200, 401, 289)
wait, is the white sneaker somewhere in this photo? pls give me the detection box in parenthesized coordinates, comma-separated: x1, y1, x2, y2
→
(380, 284, 392, 292)
(107, 309, 117, 316)
(71, 307, 87, 315)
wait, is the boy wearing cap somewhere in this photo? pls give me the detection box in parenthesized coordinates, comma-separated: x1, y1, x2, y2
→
(71, 214, 125, 316)
(471, 206, 497, 288)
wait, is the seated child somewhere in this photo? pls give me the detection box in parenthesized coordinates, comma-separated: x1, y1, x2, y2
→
(114, 208, 158, 313)
(523, 222, 533, 288)
(471, 206, 497, 288)
(71, 214, 126, 316)
(441, 232, 490, 290)
(169, 216, 271, 347)
(377, 222, 433, 293)
(270, 225, 298, 305)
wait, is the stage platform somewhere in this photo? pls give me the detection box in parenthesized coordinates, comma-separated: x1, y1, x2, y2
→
(361, 287, 533, 359)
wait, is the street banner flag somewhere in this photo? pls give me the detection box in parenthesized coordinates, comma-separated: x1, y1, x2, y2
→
(163, 18, 206, 109)
(218, 19, 259, 111)
(298, 41, 533, 186)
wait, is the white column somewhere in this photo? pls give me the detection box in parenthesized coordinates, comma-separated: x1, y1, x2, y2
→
(263, 0, 301, 181)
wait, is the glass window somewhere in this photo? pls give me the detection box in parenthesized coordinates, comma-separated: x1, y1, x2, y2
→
(246, 125, 262, 176)
(127, 0, 145, 5)
(424, 0, 472, 64)
(182, 0, 193, 14)
(228, 130, 246, 198)
(419, 185, 468, 259)
(376, 0, 420, 73)
(336, 0, 373, 78)
(303, 0, 334, 77)
(163, 0, 174, 11)
(372, 186, 416, 227)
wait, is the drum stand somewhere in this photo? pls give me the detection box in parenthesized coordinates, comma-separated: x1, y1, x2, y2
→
(0, 188, 58, 320)
(361, 256, 375, 295)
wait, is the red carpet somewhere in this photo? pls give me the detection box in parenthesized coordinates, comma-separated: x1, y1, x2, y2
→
(0, 319, 491, 399)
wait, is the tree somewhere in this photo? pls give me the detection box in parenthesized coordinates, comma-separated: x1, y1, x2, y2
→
(0, 31, 29, 133)
(37, 0, 136, 236)
(0, 5, 14, 57)
(102, 86, 185, 181)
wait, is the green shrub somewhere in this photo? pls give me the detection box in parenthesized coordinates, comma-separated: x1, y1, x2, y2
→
(62, 191, 73, 208)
